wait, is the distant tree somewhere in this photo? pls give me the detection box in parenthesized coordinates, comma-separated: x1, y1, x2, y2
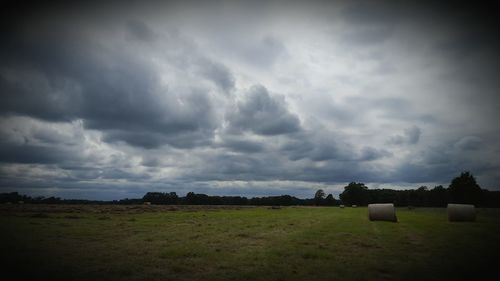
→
(482, 190, 500, 207)
(314, 189, 325, 205)
(142, 192, 178, 204)
(449, 171, 482, 205)
(408, 186, 428, 207)
(324, 194, 337, 206)
(185, 192, 195, 204)
(0, 192, 30, 204)
(184, 192, 210, 205)
(339, 182, 369, 206)
(429, 185, 448, 207)
(368, 188, 397, 205)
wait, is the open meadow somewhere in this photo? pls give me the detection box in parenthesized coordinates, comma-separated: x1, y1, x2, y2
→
(1, 204, 499, 281)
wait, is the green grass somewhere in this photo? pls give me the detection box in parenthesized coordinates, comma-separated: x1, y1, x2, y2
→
(1, 205, 499, 281)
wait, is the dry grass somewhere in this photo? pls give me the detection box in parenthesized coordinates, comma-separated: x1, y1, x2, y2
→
(1, 205, 499, 281)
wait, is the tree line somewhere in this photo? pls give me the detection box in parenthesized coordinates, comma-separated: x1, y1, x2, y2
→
(141, 191, 334, 206)
(338, 172, 500, 207)
(1, 172, 500, 207)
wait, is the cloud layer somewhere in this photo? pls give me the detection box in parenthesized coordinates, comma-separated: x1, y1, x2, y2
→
(1, 0, 500, 199)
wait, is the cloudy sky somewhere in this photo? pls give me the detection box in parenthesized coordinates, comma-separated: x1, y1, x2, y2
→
(1, 0, 499, 200)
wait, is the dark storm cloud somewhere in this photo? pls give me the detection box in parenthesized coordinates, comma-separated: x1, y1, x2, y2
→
(388, 137, 497, 185)
(0, 20, 219, 149)
(197, 58, 235, 92)
(0, 120, 151, 186)
(404, 126, 421, 145)
(0, 118, 87, 165)
(280, 129, 391, 163)
(340, 96, 436, 125)
(390, 157, 494, 185)
(0, 143, 72, 164)
(280, 138, 317, 161)
(339, 0, 500, 70)
(218, 137, 265, 153)
(192, 149, 376, 184)
(227, 85, 301, 135)
(392, 162, 456, 184)
(101, 131, 169, 149)
(337, 0, 403, 46)
(388, 125, 421, 145)
(358, 147, 392, 161)
(126, 20, 156, 42)
(304, 142, 342, 162)
(0, 173, 161, 200)
(190, 153, 281, 182)
(298, 161, 383, 183)
(0, 28, 83, 121)
(280, 134, 348, 162)
(454, 136, 483, 151)
(102, 128, 214, 149)
(340, 0, 405, 26)
(434, 30, 495, 60)
(340, 25, 393, 45)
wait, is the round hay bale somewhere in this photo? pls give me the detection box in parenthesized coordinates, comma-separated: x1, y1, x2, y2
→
(447, 204, 476, 222)
(368, 203, 397, 222)
(351, 205, 357, 208)
(339, 205, 345, 208)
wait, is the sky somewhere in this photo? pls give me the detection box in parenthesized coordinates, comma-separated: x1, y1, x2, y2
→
(1, 0, 500, 200)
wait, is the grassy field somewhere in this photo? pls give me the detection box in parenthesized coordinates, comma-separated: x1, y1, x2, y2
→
(1, 204, 499, 281)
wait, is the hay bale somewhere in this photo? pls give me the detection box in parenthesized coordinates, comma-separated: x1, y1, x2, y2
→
(339, 205, 345, 208)
(143, 202, 151, 205)
(447, 204, 476, 222)
(368, 203, 397, 222)
(351, 205, 357, 208)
